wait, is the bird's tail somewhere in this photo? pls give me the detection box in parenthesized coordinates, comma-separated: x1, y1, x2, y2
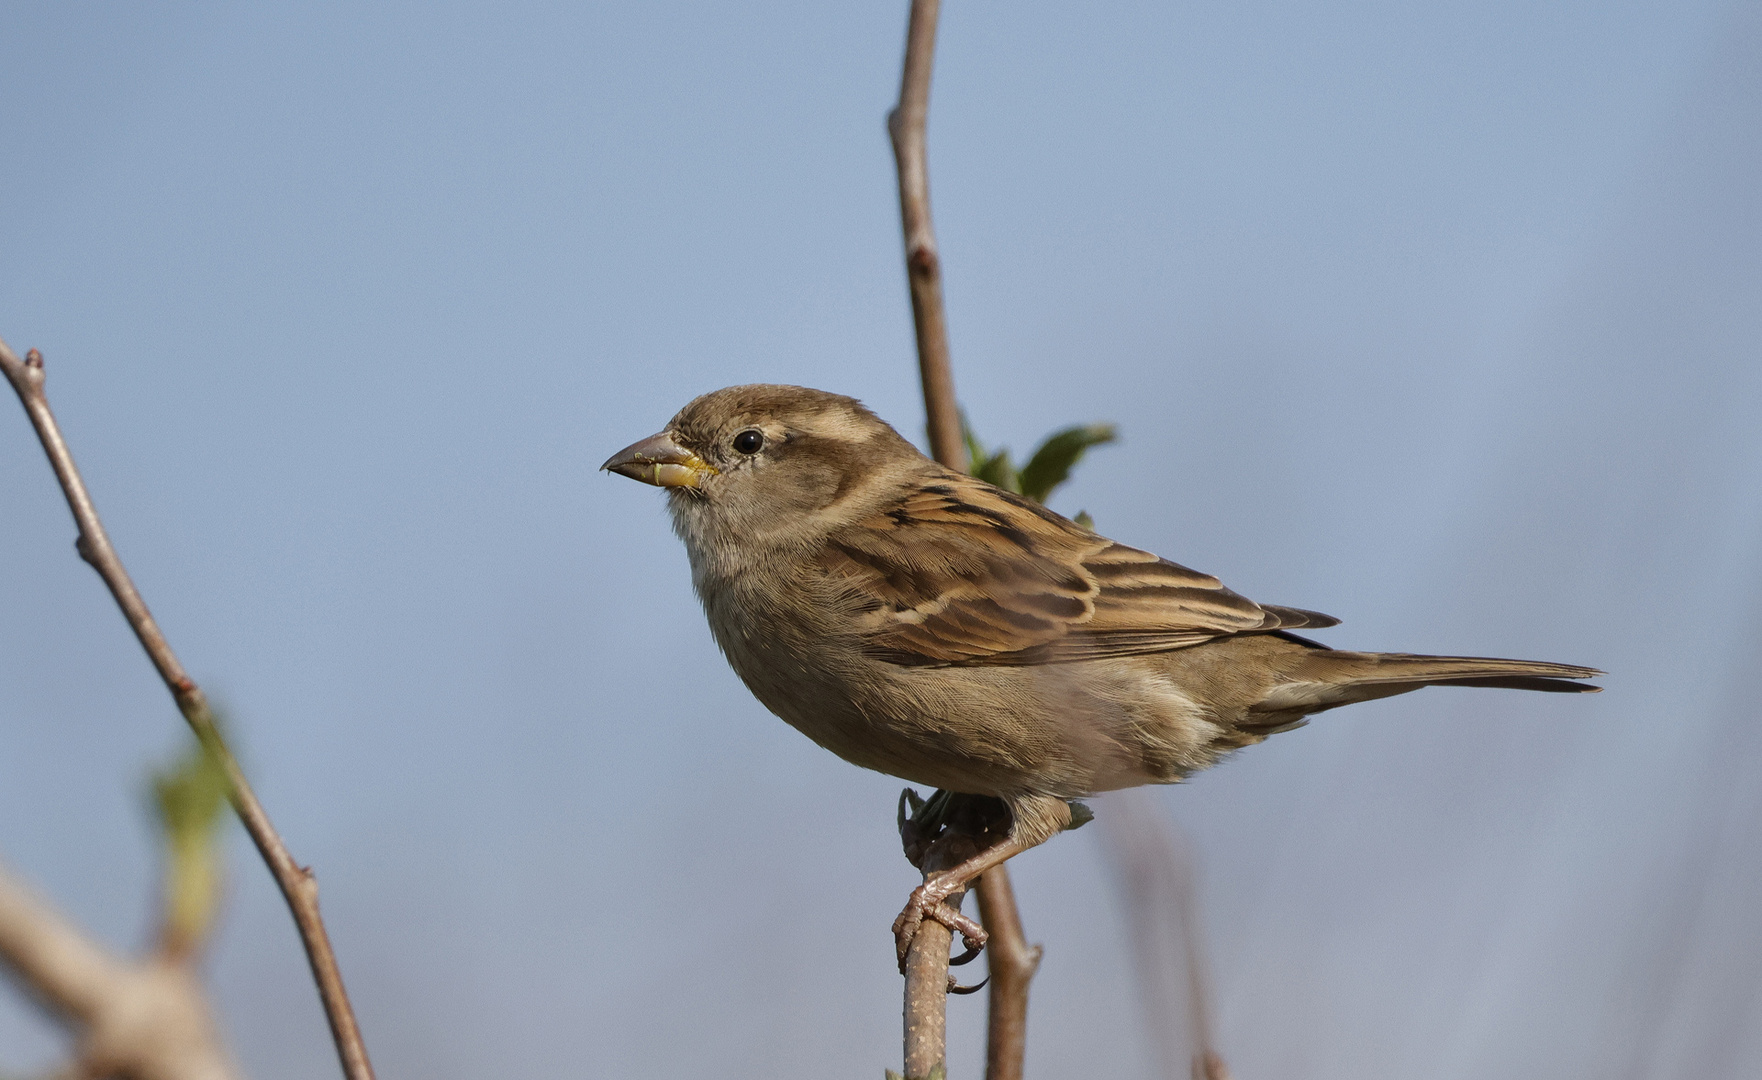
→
(1299, 651, 1603, 693)
(1243, 649, 1602, 730)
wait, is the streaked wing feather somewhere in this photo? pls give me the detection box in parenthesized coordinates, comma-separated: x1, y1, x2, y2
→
(1260, 605, 1341, 630)
(818, 472, 1337, 667)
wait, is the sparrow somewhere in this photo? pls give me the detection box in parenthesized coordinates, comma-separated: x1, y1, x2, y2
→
(603, 384, 1600, 963)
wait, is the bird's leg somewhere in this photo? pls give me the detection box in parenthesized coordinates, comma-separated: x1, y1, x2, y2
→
(893, 834, 1030, 970)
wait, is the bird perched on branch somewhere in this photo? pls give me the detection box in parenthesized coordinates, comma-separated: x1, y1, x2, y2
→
(603, 384, 1600, 964)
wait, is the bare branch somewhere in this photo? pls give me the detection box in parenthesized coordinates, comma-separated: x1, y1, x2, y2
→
(0, 857, 240, 1080)
(889, 0, 966, 473)
(972, 868, 1040, 1080)
(0, 335, 376, 1080)
(890, 3, 970, 1071)
(0, 857, 130, 1027)
(889, 3, 1042, 1075)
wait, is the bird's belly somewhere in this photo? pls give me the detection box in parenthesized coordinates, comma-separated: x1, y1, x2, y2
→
(723, 626, 1228, 798)
(697, 568, 1244, 797)
(722, 636, 1002, 793)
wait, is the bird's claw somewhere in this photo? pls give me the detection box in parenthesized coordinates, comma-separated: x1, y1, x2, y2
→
(948, 973, 989, 995)
(893, 885, 989, 973)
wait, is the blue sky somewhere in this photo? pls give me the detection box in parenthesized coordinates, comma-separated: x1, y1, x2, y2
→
(3, 2, 1758, 1076)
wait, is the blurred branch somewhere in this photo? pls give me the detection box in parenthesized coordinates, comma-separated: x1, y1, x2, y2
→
(889, 0, 965, 473)
(1099, 790, 1232, 1080)
(0, 719, 237, 1077)
(0, 855, 239, 1080)
(0, 335, 377, 1080)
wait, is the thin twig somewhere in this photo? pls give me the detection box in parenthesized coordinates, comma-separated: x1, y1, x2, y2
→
(972, 868, 1041, 1080)
(889, 0, 966, 473)
(0, 335, 376, 1080)
(1100, 790, 1232, 1080)
(890, 1, 967, 1072)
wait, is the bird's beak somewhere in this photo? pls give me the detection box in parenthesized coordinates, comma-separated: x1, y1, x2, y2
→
(600, 431, 719, 489)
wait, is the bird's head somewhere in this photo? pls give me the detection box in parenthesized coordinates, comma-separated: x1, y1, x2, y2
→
(602, 384, 924, 550)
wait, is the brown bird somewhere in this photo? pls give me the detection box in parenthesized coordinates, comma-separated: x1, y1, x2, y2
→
(603, 384, 1600, 964)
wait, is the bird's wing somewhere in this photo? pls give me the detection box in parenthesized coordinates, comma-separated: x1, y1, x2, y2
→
(815, 473, 1337, 667)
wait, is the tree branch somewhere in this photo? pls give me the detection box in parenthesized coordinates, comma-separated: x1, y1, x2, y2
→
(0, 856, 239, 1080)
(901, 837, 978, 1080)
(889, 3, 967, 1071)
(972, 868, 1040, 1080)
(889, 0, 966, 473)
(0, 857, 129, 1029)
(889, 3, 1041, 1076)
(0, 335, 376, 1080)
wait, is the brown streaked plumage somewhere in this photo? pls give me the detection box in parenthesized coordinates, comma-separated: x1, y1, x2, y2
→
(603, 384, 1601, 963)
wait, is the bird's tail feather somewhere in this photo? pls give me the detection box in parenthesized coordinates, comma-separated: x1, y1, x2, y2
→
(1427, 674, 1594, 692)
(1238, 648, 1599, 732)
(1294, 651, 1602, 695)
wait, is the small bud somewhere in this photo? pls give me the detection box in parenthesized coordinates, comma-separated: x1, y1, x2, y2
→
(25, 348, 43, 369)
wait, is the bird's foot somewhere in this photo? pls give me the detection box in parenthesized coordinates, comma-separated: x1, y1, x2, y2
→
(893, 880, 989, 973)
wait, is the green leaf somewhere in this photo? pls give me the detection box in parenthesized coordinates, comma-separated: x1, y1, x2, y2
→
(151, 720, 234, 953)
(153, 734, 229, 848)
(1017, 423, 1117, 504)
(960, 413, 988, 474)
(961, 413, 1021, 493)
(973, 448, 1019, 493)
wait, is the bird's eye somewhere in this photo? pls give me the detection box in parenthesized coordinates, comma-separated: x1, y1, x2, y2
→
(732, 429, 765, 455)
